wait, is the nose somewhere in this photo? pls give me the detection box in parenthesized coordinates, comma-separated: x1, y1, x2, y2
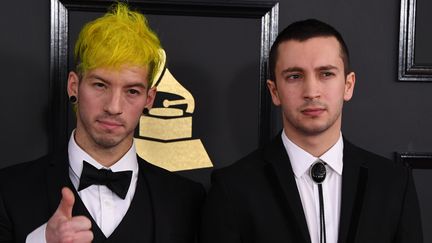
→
(303, 76, 321, 100)
(104, 90, 123, 115)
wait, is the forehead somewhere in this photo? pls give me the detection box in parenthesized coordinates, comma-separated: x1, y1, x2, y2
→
(83, 65, 149, 86)
(275, 36, 344, 71)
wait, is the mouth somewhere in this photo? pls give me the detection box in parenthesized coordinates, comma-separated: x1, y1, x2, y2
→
(301, 107, 326, 117)
(97, 119, 123, 130)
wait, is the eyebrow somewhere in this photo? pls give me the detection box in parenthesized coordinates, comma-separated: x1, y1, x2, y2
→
(316, 65, 339, 71)
(124, 82, 147, 89)
(87, 74, 148, 89)
(281, 67, 304, 75)
(87, 73, 109, 83)
(281, 65, 339, 75)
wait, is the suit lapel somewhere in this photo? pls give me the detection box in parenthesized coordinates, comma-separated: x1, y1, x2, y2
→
(337, 140, 369, 243)
(70, 186, 107, 242)
(45, 150, 71, 214)
(138, 158, 163, 243)
(264, 136, 311, 243)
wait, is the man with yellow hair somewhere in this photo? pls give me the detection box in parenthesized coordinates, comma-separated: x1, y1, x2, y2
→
(0, 3, 204, 242)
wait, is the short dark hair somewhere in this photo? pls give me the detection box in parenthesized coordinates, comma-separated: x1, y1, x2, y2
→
(268, 19, 350, 80)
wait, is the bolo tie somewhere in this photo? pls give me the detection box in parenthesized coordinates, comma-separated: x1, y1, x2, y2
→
(310, 160, 327, 243)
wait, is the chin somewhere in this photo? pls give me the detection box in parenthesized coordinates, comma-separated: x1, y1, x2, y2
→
(303, 128, 329, 136)
(96, 130, 135, 148)
(95, 138, 121, 148)
(296, 122, 332, 136)
(91, 133, 124, 148)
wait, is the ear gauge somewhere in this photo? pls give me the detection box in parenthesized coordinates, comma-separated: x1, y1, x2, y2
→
(69, 95, 77, 104)
(143, 108, 149, 115)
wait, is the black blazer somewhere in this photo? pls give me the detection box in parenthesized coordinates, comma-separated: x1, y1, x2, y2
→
(200, 135, 423, 243)
(0, 151, 205, 243)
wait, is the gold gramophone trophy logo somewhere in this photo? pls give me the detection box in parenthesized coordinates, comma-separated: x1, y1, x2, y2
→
(134, 50, 213, 171)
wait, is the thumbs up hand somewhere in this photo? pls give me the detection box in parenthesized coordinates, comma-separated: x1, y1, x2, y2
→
(45, 187, 93, 243)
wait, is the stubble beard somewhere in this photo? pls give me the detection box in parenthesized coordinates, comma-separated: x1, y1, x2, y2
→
(92, 133, 123, 149)
(285, 107, 342, 137)
(89, 124, 136, 150)
(78, 118, 133, 150)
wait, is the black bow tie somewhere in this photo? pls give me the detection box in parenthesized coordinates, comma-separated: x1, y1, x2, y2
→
(78, 161, 132, 199)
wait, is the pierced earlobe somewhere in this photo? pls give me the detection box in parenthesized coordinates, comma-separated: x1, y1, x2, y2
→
(69, 95, 77, 104)
(143, 108, 149, 115)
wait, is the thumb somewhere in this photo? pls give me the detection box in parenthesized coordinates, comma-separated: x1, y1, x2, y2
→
(56, 187, 75, 219)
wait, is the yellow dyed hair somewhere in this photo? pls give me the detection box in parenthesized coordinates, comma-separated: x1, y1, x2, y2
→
(74, 3, 162, 85)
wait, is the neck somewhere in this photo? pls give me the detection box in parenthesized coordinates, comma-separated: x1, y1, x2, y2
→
(74, 131, 133, 168)
(283, 124, 341, 157)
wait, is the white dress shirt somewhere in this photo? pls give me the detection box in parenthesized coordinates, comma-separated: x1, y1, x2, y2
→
(281, 130, 343, 243)
(26, 132, 139, 242)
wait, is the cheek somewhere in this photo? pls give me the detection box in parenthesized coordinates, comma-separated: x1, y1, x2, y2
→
(77, 102, 96, 124)
(124, 99, 147, 118)
(79, 93, 101, 113)
(77, 93, 107, 123)
(279, 90, 301, 107)
(326, 83, 346, 99)
(325, 90, 346, 109)
(131, 107, 145, 119)
(125, 108, 144, 128)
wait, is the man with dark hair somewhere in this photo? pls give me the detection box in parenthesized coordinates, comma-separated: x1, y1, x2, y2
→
(0, 3, 204, 243)
(200, 19, 422, 243)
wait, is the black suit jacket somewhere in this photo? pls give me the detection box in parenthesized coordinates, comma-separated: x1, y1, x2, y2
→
(200, 135, 423, 243)
(0, 151, 205, 243)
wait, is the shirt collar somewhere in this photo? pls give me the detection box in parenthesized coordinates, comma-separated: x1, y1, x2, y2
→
(68, 131, 138, 180)
(281, 130, 344, 179)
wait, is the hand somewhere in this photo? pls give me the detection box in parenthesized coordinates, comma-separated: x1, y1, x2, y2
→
(45, 187, 93, 243)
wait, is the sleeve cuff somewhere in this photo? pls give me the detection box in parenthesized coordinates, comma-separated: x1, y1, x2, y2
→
(26, 223, 47, 243)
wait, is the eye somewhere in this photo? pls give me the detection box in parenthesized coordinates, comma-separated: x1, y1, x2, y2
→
(127, 89, 140, 95)
(285, 73, 303, 81)
(93, 82, 106, 89)
(289, 74, 300, 79)
(321, 71, 335, 78)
